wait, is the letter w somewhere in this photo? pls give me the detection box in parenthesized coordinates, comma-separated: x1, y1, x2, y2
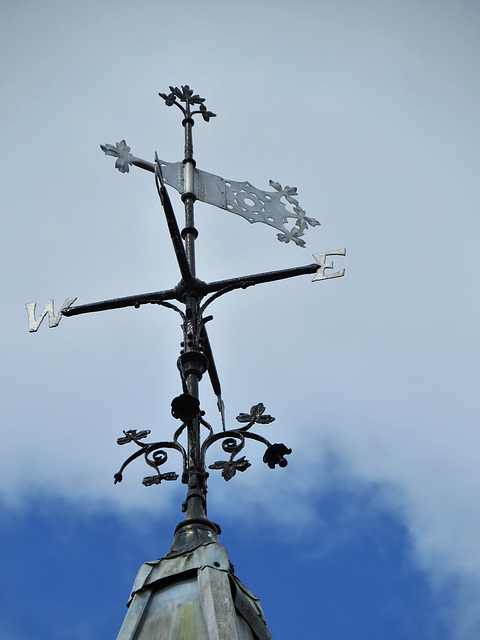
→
(25, 298, 77, 333)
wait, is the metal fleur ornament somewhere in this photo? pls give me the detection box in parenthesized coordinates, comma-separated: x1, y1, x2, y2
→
(236, 403, 275, 428)
(209, 456, 251, 482)
(116, 429, 151, 445)
(100, 140, 133, 173)
(158, 85, 217, 121)
(268, 180, 320, 246)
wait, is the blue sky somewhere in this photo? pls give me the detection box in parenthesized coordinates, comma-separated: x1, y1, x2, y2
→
(1, 1, 480, 638)
(0, 491, 447, 639)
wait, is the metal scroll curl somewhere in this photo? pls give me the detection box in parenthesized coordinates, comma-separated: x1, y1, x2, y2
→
(201, 404, 292, 482)
(113, 429, 186, 488)
(113, 404, 291, 488)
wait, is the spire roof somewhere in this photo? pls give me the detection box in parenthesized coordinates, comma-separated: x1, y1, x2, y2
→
(117, 538, 272, 640)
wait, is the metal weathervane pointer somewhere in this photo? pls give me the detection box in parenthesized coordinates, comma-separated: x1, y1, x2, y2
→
(26, 86, 346, 532)
(100, 142, 321, 247)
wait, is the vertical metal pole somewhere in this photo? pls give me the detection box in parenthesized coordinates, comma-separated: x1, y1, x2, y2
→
(182, 116, 196, 276)
(179, 103, 209, 524)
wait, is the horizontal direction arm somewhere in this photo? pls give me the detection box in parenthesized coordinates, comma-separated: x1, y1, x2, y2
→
(203, 263, 320, 295)
(60, 264, 318, 318)
(131, 156, 155, 173)
(61, 288, 178, 317)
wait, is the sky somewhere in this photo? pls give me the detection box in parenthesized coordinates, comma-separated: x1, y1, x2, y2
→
(1, 1, 479, 638)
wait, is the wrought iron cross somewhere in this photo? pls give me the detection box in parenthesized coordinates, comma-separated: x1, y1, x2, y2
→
(26, 86, 345, 540)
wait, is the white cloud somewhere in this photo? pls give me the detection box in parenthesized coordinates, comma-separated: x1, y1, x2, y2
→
(1, 1, 480, 637)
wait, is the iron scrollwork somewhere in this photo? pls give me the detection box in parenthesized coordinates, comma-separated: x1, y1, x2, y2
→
(113, 428, 186, 488)
(113, 403, 291, 488)
(202, 403, 292, 482)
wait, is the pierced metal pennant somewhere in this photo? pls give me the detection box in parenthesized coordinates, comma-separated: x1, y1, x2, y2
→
(100, 142, 320, 247)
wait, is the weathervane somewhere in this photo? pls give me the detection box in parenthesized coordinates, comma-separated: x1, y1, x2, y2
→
(26, 86, 345, 544)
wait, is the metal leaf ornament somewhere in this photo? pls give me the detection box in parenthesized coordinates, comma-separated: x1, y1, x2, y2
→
(159, 86, 216, 121)
(236, 403, 275, 430)
(209, 456, 252, 481)
(116, 429, 151, 445)
(199, 104, 216, 122)
(142, 471, 179, 486)
(158, 92, 176, 106)
(269, 180, 320, 247)
(171, 86, 186, 100)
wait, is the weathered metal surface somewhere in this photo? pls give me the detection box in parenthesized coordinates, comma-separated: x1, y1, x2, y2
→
(164, 521, 221, 558)
(115, 590, 150, 640)
(117, 540, 270, 640)
(118, 577, 209, 640)
(198, 566, 241, 640)
(135, 540, 230, 592)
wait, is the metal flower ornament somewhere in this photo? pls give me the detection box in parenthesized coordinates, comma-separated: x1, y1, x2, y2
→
(26, 86, 345, 530)
(158, 84, 217, 121)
